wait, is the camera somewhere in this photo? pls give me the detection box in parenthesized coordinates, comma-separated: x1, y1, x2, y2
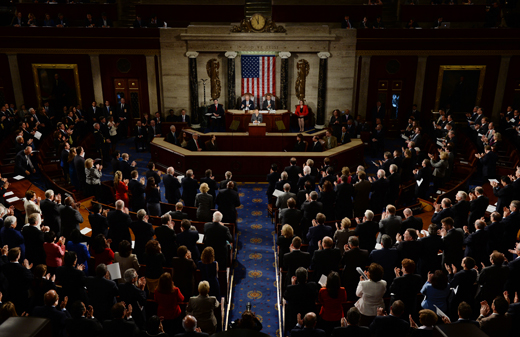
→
(246, 302, 252, 312)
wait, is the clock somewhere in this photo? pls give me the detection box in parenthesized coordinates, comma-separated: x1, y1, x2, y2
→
(250, 13, 266, 31)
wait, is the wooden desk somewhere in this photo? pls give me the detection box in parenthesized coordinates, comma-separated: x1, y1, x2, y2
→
(150, 137, 364, 182)
(248, 123, 266, 136)
(225, 110, 290, 133)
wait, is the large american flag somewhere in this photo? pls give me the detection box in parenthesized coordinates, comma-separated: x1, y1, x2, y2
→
(241, 55, 276, 107)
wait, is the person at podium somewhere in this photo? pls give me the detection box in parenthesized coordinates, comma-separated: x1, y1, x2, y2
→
(240, 94, 255, 111)
(295, 100, 309, 132)
(263, 94, 276, 111)
(251, 109, 263, 124)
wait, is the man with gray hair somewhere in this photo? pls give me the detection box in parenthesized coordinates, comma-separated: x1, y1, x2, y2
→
(310, 236, 341, 283)
(452, 190, 470, 230)
(166, 124, 177, 145)
(275, 171, 292, 192)
(163, 166, 181, 204)
(155, 213, 177, 265)
(107, 199, 132, 253)
(181, 169, 199, 207)
(386, 164, 401, 206)
(203, 211, 232, 270)
(301, 191, 323, 237)
(15, 146, 36, 178)
(462, 219, 488, 266)
(276, 182, 296, 210)
(297, 165, 314, 190)
(118, 268, 147, 329)
(40, 189, 62, 236)
(369, 234, 400, 287)
(354, 210, 379, 252)
(341, 236, 369, 298)
(84, 263, 118, 322)
(180, 315, 206, 336)
(369, 169, 388, 214)
(220, 171, 237, 191)
(130, 209, 154, 260)
(400, 207, 423, 235)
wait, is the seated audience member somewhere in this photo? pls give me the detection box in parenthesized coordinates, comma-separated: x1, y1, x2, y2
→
(355, 263, 387, 327)
(85, 264, 119, 322)
(310, 236, 342, 283)
(186, 281, 220, 335)
(284, 267, 319, 333)
(118, 268, 147, 330)
(369, 234, 400, 289)
(172, 245, 197, 299)
(477, 296, 512, 337)
(114, 240, 140, 285)
(379, 205, 402, 245)
(390, 259, 423, 320)
(102, 303, 139, 337)
(166, 125, 178, 145)
(322, 130, 337, 150)
(420, 270, 450, 313)
(318, 271, 347, 335)
(154, 272, 185, 336)
(369, 300, 409, 337)
(290, 312, 325, 337)
(187, 133, 204, 151)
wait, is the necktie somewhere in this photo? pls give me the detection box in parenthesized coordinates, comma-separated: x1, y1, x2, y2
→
(182, 116, 185, 122)
(342, 133, 345, 142)
(26, 156, 34, 170)
(195, 140, 199, 150)
(138, 126, 141, 133)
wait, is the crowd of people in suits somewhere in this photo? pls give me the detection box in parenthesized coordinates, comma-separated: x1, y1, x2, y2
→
(11, 11, 115, 28)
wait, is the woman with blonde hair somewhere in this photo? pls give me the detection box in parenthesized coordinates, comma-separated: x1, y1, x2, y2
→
(187, 281, 220, 334)
(195, 182, 214, 222)
(334, 218, 355, 254)
(198, 247, 220, 299)
(337, 167, 351, 184)
(429, 151, 448, 190)
(85, 158, 102, 199)
(154, 272, 185, 335)
(0, 302, 18, 324)
(114, 170, 129, 207)
(277, 224, 294, 266)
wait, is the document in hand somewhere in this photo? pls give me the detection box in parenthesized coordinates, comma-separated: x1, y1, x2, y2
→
(318, 274, 327, 287)
(107, 263, 121, 280)
(356, 267, 368, 280)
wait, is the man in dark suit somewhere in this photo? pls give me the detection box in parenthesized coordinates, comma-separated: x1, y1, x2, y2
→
(400, 208, 423, 235)
(371, 101, 385, 124)
(275, 182, 296, 210)
(89, 203, 109, 240)
(266, 164, 281, 200)
(12, 11, 27, 26)
(208, 99, 225, 131)
(505, 242, 520, 302)
(463, 220, 489, 267)
(369, 234, 400, 289)
(290, 312, 325, 337)
(203, 212, 233, 270)
(177, 109, 191, 125)
(279, 198, 303, 234)
(133, 120, 147, 152)
(370, 170, 389, 214)
(219, 171, 238, 191)
(414, 159, 432, 199)
(22, 214, 47, 266)
(163, 166, 181, 204)
(118, 268, 147, 330)
(379, 205, 402, 245)
(40, 190, 62, 236)
(181, 169, 199, 207)
(284, 268, 319, 335)
(15, 147, 36, 178)
(147, 120, 161, 143)
(285, 158, 302, 193)
(216, 181, 241, 223)
(369, 300, 409, 337)
(166, 125, 178, 146)
(468, 187, 489, 227)
(501, 201, 520, 260)
(60, 197, 84, 240)
(106, 200, 132, 253)
(389, 259, 423, 320)
(306, 213, 333, 256)
(55, 252, 88, 309)
(263, 94, 276, 110)
(331, 307, 370, 337)
(431, 198, 455, 225)
(477, 296, 512, 337)
(177, 219, 201, 263)
(319, 167, 336, 187)
(341, 236, 369, 297)
(175, 315, 209, 337)
(418, 224, 443, 278)
(32, 290, 71, 337)
(446, 257, 478, 317)
(451, 191, 470, 230)
(370, 124, 384, 156)
(283, 237, 311, 284)
(60, 142, 70, 179)
(354, 210, 379, 252)
(74, 147, 86, 191)
(65, 300, 103, 337)
(300, 191, 322, 238)
(479, 146, 498, 180)
(395, 229, 422, 264)
(128, 171, 146, 212)
(240, 94, 255, 111)
(440, 217, 464, 269)
(2, 247, 34, 314)
(386, 165, 401, 206)
(200, 169, 219, 201)
(146, 162, 161, 184)
(155, 214, 177, 266)
(339, 126, 351, 145)
(169, 202, 189, 220)
(115, 98, 129, 138)
(335, 175, 354, 220)
(102, 303, 140, 337)
(130, 210, 154, 261)
(119, 153, 136, 181)
(297, 166, 315, 191)
(187, 133, 204, 152)
(477, 252, 510, 304)
(492, 176, 514, 216)
(85, 264, 119, 322)
(310, 136, 323, 152)
(310, 236, 342, 283)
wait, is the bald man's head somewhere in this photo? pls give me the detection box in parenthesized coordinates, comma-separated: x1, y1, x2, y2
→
(183, 315, 197, 332)
(44, 290, 59, 306)
(323, 236, 333, 248)
(304, 312, 317, 328)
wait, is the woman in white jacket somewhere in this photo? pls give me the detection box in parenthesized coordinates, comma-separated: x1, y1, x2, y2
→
(354, 263, 387, 327)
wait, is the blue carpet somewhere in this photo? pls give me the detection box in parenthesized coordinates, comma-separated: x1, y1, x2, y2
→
(229, 184, 279, 337)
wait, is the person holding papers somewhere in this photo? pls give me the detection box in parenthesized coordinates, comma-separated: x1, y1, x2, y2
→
(420, 270, 450, 313)
(413, 159, 432, 199)
(250, 109, 263, 124)
(240, 94, 254, 111)
(354, 263, 387, 326)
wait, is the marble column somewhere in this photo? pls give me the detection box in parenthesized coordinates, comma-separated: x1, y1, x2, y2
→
(279, 52, 291, 110)
(357, 55, 371, 119)
(7, 53, 24, 107)
(186, 51, 200, 128)
(89, 54, 103, 104)
(146, 55, 159, 114)
(492, 55, 511, 122)
(225, 51, 237, 110)
(413, 56, 428, 111)
(316, 52, 331, 129)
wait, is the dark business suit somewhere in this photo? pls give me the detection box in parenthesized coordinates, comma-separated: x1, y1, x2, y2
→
(468, 196, 489, 228)
(88, 213, 109, 240)
(370, 178, 388, 214)
(284, 282, 320, 334)
(163, 174, 182, 204)
(59, 205, 84, 240)
(335, 181, 354, 220)
(369, 248, 399, 287)
(177, 229, 200, 263)
(310, 141, 322, 152)
(263, 99, 276, 110)
(451, 200, 470, 229)
(107, 210, 132, 253)
(306, 224, 333, 257)
(354, 221, 379, 252)
(240, 99, 255, 110)
(207, 103, 225, 130)
(215, 188, 241, 223)
(266, 171, 281, 199)
(369, 315, 409, 337)
(396, 240, 422, 264)
(300, 200, 322, 237)
(441, 228, 464, 269)
(400, 216, 423, 235)
(134, 125, 147, 151)
(65, 316, 103, 337)
(353, 180, 371, 218)
(310, 248, 342, 283)
(414, 166, 431, 199)
(169, 210, 188, 221)
(431, 207, 455, 225)
(102, 318, 139, 337)
(154, 225, 177, 265)
(480, 151, 498, 179)
(418, 234, 443, 277)
(119, 160, 135, 181)
(463, 229, 489, 266)
(203, 222, 233, 270)
(128, 179, 146, 212)
(219, 179, 238, 191)
(40, 199, 62, 236)
(279, 208, 303, 234)
(297, 174, 315, 191)
(494, 184, 514, 215)
(181, 177, 199, 207)
(448, 269, 478, 312)
(166, 131, 178, 145)
(32, 305, 71, 337)
(285, 165, 302, 193)
(200, 177, 219, 201)
(379, 215, 403, 245)
(115, 103, 129, 138)
(177, 114, 191, 125)
(2, 262, 34, 314)
(389, 273, 423, 319)
(331, 326, 370, 337)
(130, 220, 154, 261)
(85, 277, 119, 323)
(283, 250, 311, 283)
(14, 150, 34, 177)
(342, 247, 369, 296)
(118, 282, 147, 329)
(291, 327, 326, 337)
(74, 155, 86, 190)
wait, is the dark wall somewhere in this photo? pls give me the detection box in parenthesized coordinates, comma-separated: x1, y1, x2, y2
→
(0, 54, 15, 106)
(420, 56, 501, 119)
(502, 56, 520, 111)
(16, 53, 94, 110)
(98, 54, 150, 118)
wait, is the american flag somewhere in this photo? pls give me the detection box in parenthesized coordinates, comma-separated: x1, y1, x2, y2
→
(241, 55, 276, 107)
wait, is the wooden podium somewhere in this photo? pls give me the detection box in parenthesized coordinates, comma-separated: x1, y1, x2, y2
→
(248, 123, 266, 136)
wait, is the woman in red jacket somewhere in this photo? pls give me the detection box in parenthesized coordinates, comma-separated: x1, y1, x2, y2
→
(295, 100, 309, 132)
(154, 272, 185, 336)
(114, 170, 129, 207)
(43, 231, 66, 275)
(318, 271, 347, 336)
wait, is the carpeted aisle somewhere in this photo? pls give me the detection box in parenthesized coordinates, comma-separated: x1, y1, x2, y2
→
(229, 184, 279, 336)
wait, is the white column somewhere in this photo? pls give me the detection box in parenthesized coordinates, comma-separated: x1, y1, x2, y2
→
(146, 55, 159, 114)
(7, 54, 24, 107)
(357, 55, 371, 119)
(492, 56, 511, 121)
(413, 56, 428, 111)
(89, 54, 103, 104)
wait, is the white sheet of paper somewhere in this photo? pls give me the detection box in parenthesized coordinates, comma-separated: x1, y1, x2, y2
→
(436, 190, 442, 194)
(198, 233, 204, 244)
(356, 267, 368, 280)
(34, 131, 42, 140)
(80, 242, 87, 247)
(453, 285, 459, 295)
(488, 179, 499, 184)
(80, 227, 92, 235)
(417, 179, 423, 187)
(107, 263, 121, 280)
(132, 241, 135, 249)
(486, 205, 496, 213)
(401, 134, 409, 140)
(477, 133, 484, 137)
(436, 141, 444, 147)
(6, 197, 19, 203)
(205, 113, 213, 116)
(375, 243, 382, 250)
(434, 305, 447, 318)
(272, 189, 284, 197)
(13, 175, 25, 180)
(177, 175, 184, 183)
(259, 110, 269, 114)
(318, 274, 327, 287)
(372, 161, 378, 166)
(511, 118, 516, 123)
(460, 161, 468, 164)
(3, 191, 13, 197)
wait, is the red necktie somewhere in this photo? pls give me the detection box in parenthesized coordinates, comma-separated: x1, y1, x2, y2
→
(196, 140, 199, 149)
